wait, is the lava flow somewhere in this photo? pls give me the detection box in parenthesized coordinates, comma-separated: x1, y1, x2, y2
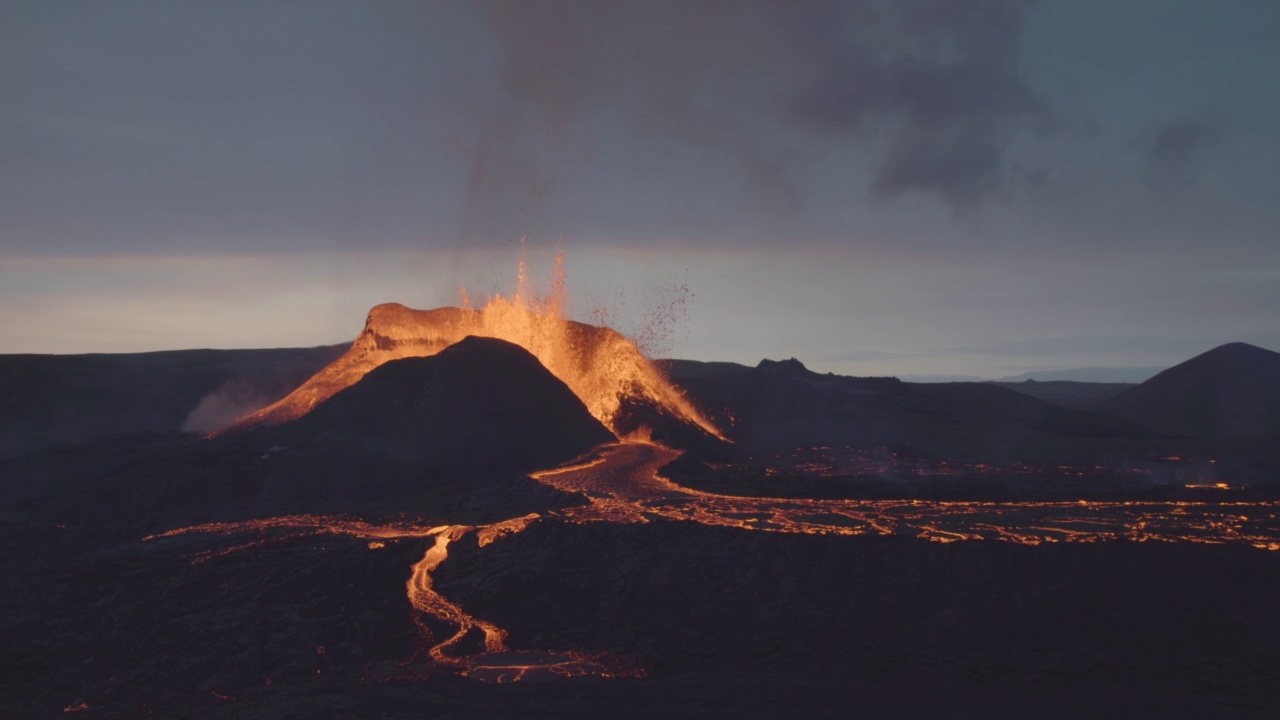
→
(227, 249, 723, 441)
(152, 250, 1279, 685)
(149, 513, 642, 683)
(533, 442, 1280, 549)
(150, 439, 1280, 685)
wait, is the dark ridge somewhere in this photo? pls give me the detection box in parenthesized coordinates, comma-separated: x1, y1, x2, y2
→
(0, 344, 346, 459)
(275, 335, 616, 473)
(1103, 342, 1280, 437)
(755, 357, 809, 375)
(657, 358, 754, 382)
(668, 358, 1154, 460)
(992, 380, 1136, 412)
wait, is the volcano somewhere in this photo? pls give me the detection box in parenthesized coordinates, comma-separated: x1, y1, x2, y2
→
(4, 320, 1280, 718)
(270, 335, 615, 473)
(230, 299, 724, 444)
(0, 337, 612, 527)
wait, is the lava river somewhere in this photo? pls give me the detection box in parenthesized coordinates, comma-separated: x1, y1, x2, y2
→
(149, 441, 1280, 683)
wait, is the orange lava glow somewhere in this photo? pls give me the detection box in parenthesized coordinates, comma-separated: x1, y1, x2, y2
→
(148, 246, 1278, 686)
(151, 441, 1280, 685)
(226, 248, 723, 441)
(533, 443, 1280, 550)
(151, 513, 642, 682)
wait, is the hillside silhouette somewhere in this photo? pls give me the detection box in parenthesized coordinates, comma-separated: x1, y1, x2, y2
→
(0, 337, 610, 528)
(662, 356, 1153, 461)
(266, 335, 615, 473)
(1103, 342, 1280, 437)
(0, 345, 344, 458)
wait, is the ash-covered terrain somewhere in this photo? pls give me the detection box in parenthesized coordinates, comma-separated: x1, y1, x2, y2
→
(2, 312, 1279, 719)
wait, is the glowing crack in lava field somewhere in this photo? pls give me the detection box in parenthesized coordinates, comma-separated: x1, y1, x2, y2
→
(140, 257, 1280, 686)
(150, 442, 1280, 682)
(4, 250, 1280, 720)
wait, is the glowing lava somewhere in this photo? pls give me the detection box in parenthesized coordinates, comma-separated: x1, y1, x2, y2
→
(534, 442, 1280, 549)
(227, 249, 723, 441)
(150, 513, 642, 682)
(151, 441, 1280, 685)
(149, 248, 1278, 686)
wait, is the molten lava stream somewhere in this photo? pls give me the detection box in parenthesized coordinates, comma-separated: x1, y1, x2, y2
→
(406, 529, 508, 665)
(148, 513, 642, 683)
(401, 519, 635, 682)
(149, 440, 1280, 686)
(150, 251, 1278, 688)
(532, 442, 1280, 549)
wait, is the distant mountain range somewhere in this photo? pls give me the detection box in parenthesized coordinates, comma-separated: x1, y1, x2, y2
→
(901, 367, 1162, 383)
(3, 327, 1276, 718)
(666, 343, 1279, 444)
(995, 367, 1164, 383)
(1, 338, 1277, 469)
(989, 380, 1134, 413)
(661, 356, 1153, 461)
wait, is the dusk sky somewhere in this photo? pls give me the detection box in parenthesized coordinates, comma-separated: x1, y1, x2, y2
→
(2, 0, 1277, 378)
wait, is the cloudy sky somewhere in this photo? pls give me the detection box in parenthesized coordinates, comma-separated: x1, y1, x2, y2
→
(2, 0, 1277, 378)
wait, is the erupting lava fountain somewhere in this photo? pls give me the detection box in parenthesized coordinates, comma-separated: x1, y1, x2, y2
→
(228, 250, 725, 442)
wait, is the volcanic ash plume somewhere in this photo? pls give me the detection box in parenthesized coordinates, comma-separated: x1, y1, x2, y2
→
(227, 255, 724, 441)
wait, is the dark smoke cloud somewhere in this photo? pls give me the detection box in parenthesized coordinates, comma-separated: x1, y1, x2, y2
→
(1141, 117, 1224, 196)
(473, 0, 1048, 214)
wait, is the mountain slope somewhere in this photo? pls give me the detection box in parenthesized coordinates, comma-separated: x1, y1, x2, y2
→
(663, 357, 1153, 459)
(0, 345, 345, 458)
(1, 337, 612, 527)
(1102, 342, 1280, 437)
(993, 381, 1136, 412)
(268, 335, 616, 473)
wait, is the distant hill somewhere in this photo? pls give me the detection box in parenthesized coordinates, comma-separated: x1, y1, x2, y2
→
(991, 381, 1136, 412)
(0, 345, 345, 459)
(881, 368, 1160, 384)
(996, 367, 1163, 383)
(661, 357, 1153, 460)
(1102, 342, 1280, 437)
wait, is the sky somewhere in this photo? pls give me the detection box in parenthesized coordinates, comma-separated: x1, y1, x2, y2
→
(2, 0, 1278, 378)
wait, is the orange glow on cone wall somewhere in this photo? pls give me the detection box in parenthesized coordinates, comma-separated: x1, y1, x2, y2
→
(228, 250, 724, 441)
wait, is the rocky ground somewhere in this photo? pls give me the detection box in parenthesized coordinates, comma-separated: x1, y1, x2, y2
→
(4, 340, 1279, 718)
(3, 510, 1278, 719)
